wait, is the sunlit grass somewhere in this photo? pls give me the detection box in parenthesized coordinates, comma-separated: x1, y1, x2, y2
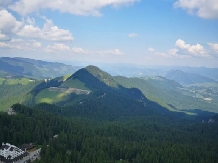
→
(35, 89, 68, 104)
(4, 78, 32, 85)
(61, 78, 90, 90)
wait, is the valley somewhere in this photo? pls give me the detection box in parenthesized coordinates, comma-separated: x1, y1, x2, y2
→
(0, 58, 218, 163)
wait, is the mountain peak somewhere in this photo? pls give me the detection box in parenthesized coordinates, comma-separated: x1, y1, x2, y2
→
(85, 65, 100, 70)
(71, 65, 119, 89)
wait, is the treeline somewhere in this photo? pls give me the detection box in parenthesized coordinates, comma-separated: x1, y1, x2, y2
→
(1, 104, 218, 163)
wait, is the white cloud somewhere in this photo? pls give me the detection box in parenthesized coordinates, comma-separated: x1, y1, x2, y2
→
(26, 17, 35, 26)
(0, 39, 41, 50)
(156, 48, 188, 58)
(72, 47, 87, 53)
(0, 0, 12, 7)
(128, 33, 138, 38)
(0, 9, 73, 41)
(148, 47, 155, 52)
(0, 32, 10, 41)
(73, 47, 124, 55)
(174, 0, 218, 19)
(0, 9, 24, 36)
(72, 47, 124, 55)
(18, 18, 74, 41)
(44, 43, 70, 53)
(208, 43, 218, 54)
(8, 0, 140, 16)
(45, 44, 124, 55)
(99, 49, 124, 55)
(175, 39, 208, 57)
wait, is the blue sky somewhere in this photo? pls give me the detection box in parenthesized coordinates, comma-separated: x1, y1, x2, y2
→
(0, 0, 218, 67)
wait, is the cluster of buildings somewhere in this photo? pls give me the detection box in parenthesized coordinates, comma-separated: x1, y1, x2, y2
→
(202, 118, 215, 123)
(7, 108, 16, 116)
(0, 143, 36, 163)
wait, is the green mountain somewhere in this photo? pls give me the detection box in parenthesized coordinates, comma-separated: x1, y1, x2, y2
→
(114, 76, 218, 113)
(174, 66, 218, 81)
(1, 64, 218, 163)
(1, 64, 217, 114)
(23, 65, 171, 117)
(0, 57, 80, 79)
(165, 70, 216, 85)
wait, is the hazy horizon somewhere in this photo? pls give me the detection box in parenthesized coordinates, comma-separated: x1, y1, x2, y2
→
(0, 0, 218, 67)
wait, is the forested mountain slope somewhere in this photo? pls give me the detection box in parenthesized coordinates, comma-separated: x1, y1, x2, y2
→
(114, 76, 218, 113)
(30, 65, 170, 116)
(1, 104, 218, 163)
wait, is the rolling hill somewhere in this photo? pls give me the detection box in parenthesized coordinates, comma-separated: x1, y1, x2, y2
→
(165, 70, 216, 85)
(0, 57, 80, 79)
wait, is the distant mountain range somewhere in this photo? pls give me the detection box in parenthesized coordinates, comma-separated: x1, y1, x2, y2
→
(0, 57, 80, 79)
(165, 70, 217, 85)
(102, 65, 218, 81)
(0, 57, 218, 114)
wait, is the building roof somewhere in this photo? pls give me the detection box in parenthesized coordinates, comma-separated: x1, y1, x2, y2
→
(9, 147, 14, 151)
(0, 152, 28, 163)
(0, 145, 10, 150)
(20, 144, 36, 151)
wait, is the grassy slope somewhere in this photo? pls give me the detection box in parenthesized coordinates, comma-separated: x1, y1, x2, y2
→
(61, 78, 90, 90)
(0, 78, 39, 111)
(35, 77, 90, 104)
(114, 76, 174, 110)
(35, 89, 68, 104)
(4, 78, 33, 85)
(114, 76, 218, 113)
(0, 78, 4, 85)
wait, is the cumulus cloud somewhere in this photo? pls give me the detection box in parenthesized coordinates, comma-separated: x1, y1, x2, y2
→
(45, 44, 124, 55)
(208, 43, 218, 54)
(0, 0, 12, 7)
(72, 47, 87, 53)
(156, 48, 188, 58)
(0, 39, 41, 50)
(8, 0, 140, 16)
(26, 17, 35, 26)
(0, 9, 24, 37)
(44, 43, 70, 53)
(0, 9, 73, 41)
(0, 32, 11, 41)
(18, 18, 74, 41)
(148, 47, 155, 52)
(128, 33, 138, 38)
(72, 47, 124, 55)
(175, 39, 208, 57)
(174, 0, 218, 19)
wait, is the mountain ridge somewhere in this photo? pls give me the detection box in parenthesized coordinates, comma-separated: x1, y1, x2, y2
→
(0, 57, 80, 79)
(165, 70, 216, 85)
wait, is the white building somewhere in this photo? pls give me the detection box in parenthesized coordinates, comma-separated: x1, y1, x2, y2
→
(0, 143, 28, 163)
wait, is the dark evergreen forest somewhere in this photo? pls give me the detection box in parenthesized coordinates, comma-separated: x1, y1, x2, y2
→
(1, 104, 218, 163)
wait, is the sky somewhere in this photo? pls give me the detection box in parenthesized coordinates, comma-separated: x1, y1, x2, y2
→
(0, 0, 218, 67)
